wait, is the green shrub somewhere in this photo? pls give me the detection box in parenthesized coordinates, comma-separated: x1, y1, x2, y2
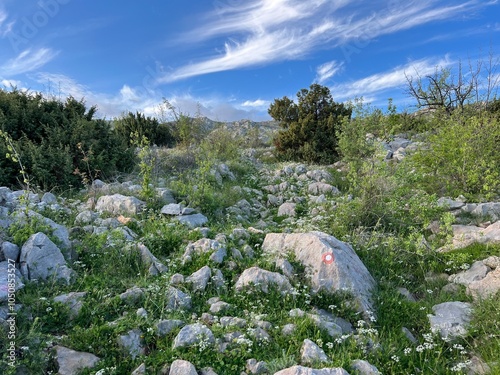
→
(269, 84, 351, 163)
(0, 89, 134, 191)
(408, 112, 500, 199)
(113, 111, 174, 147)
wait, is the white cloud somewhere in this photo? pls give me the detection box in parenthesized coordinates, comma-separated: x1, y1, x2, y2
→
(32, 73, 270, 121)
(1, 79, 23, 88)
(0, 48, 58, 76)
(329, 56, 453, 101)
(161, 0, 493, 82)
(315, 61, 343, 84)
(241, 99, 271, 108)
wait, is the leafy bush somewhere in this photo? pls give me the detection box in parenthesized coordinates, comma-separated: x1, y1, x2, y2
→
(408, 112, 500, 199)
(269, 84, 351, 163)
(113, 111, 174, 147)
(0, 89, 134, 190)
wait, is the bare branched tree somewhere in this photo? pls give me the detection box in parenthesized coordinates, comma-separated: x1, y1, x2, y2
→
(405, 51, 499, 114)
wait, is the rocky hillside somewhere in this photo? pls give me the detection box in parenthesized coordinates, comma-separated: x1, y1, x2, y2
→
(1, 138, 500, 374)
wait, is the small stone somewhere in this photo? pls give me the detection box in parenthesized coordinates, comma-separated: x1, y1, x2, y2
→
(300, 339, 329, 365)
(169, 359, 198, 375)
(54, 345, 100, 375)
(156, 319, 184, 337)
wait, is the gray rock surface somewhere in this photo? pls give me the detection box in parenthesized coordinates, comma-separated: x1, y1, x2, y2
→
(467, 268, 500, 300)
(165, 286, 192, 311)
(20, 233, 73, 283)
(54, 345, 100, 375)
(169, 359, 198, 375)
(449, 261, 490, 285)
(172, 323, 215, 349)
(156, 319, 184, 337)
(278, 202, 296, 217)
(1, 241, 19, 262)
(428, 301, 472, 340)
(53, 292, 86, 318)
(186, 266, 212, 292)
(0, 261, 24, 302)
(117, 329, 145, 359)
(351, 359, 381, 374)
(300, 339, 329, 365)
(161, 203, 183, 215)
(95, 194, 145, 216)
(175, 213, 209, 228)
(136, 243, 168, 275)
(234, 266, 292, 294)
(262, 231, 375, 315)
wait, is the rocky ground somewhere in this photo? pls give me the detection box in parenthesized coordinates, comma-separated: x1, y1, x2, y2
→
(1, 143, 500, 374)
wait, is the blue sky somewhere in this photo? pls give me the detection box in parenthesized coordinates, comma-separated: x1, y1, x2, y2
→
(0, 0, 499, 121)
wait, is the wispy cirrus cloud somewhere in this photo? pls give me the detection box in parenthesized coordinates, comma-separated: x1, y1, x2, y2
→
(329, 56, 454, 101)
(315, 61, 343, 84)
(161, 0, 494, 83)
(0, 48, 58, 76)
(0, 8, 14, 36)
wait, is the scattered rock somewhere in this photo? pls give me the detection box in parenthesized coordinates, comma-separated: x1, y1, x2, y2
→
(131, 363, 146, 375)
(308, 182, 339, 195)
(169, 359, 198, 375)
(246, 358, 268, 374)
(234, 266, 292, 294)
(175, 213, 209, 228)
(186, 266, 212, 292)
(1, 241, 19, 262)
(467, 268, 500, 300)
(350, 359, 381, 375)
(0, 261, 24, 302)
(53, 292, 86, 318)
(120, 286, 145, 304)
(117, 329, 145, 359)
(156, 319, 184, 337)
(449, 261, 489, 285)
(20, 233, 73, 283)
(95, 194, 145, 216)
(165, 287, 192, 311)
(300, 339, 329, 365)
(428, 302, 472, 340)
(54, 345, 100, 375)
(172, 323, 215, 349)
(278, 202, 297, 217)
(136, 243, 168, 275)
(161, 203, 183, 215)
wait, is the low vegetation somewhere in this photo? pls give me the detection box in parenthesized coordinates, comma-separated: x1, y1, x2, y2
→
(1, 67, 499, 374)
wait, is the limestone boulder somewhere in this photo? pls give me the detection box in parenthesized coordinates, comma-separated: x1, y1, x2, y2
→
(262, 231, 375, 314)
(428, 302, 472, 340)
(54, 345, 99, 375)
(169, 359, 198, 375)
(172, 323, 215, 349)
(441, 222, 500, 251)
(20, 233, 73, 283)
(467, 268, 500, 301)
(175, 213, 208, 228)
(95, 194, 145, 216)
(234, 266, 292, 294)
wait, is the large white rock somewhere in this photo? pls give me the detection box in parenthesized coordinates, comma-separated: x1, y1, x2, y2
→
(95, 194, 145, 216)
(262, 231, 375, 314)
(20, 233, 73, 283)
